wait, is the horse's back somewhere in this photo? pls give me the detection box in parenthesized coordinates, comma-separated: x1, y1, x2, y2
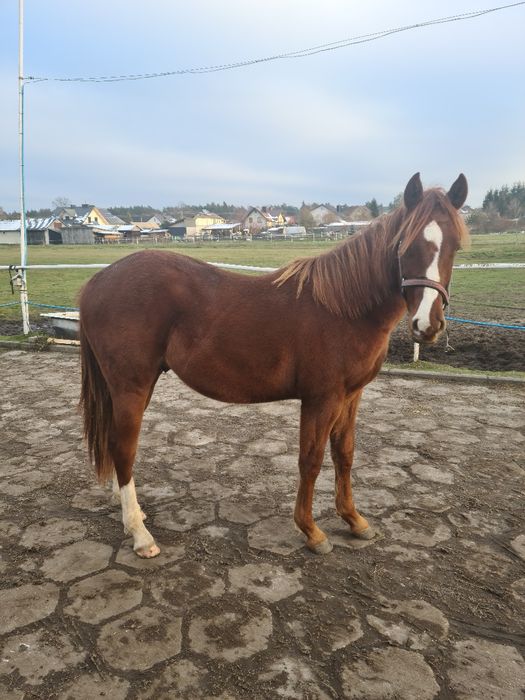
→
(79, 250, 299, 400)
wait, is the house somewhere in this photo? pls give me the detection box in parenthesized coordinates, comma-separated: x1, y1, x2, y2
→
(242, 207, 275, 233)
(172, 210, 226, 239)
(53, 205, 125, 226)
(343, 205, 373, 222)
(130, 220, 161, 232)
(82, 206, 125, 226)
(309, 204, 341, 225)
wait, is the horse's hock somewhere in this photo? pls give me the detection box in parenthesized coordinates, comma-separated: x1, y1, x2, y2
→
(1, 350, 524, 699)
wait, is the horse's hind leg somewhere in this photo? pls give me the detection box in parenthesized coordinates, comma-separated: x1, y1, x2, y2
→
(330, 390, 373, 539)
(111, 471, 146, 520)
(110, 390, 159, 558)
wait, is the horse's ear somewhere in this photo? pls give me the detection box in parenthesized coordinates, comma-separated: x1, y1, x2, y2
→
(447, 173, 468, 210)
(404, 172, 423, 210)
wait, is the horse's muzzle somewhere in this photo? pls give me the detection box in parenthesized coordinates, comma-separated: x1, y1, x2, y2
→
(410, 318, 446, 344)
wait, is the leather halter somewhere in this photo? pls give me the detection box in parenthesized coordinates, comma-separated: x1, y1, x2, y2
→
(397, 240, 450, 308)
(401, 278, 450, 307)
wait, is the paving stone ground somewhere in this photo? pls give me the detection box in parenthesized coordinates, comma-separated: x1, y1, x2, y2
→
(0, 350, 524, 699)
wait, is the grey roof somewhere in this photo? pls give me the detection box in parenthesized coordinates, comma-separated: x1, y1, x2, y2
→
(97, 209, 126, 225)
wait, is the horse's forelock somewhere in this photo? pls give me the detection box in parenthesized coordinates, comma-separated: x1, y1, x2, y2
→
(396, 189, 470, 254)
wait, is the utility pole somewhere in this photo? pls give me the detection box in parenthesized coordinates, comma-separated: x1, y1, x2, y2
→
(18, 0, 30, 334)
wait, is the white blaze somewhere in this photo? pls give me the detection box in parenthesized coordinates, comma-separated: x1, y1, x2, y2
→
(412, 221, 443, 333)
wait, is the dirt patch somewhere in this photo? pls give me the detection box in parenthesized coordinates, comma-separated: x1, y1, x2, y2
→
(388, 319, 525, 372)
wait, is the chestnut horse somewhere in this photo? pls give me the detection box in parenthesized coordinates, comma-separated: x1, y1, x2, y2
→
(79, 173, 468, 557)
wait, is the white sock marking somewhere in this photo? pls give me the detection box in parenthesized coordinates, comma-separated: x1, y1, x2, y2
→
(120, 478, 155, 552)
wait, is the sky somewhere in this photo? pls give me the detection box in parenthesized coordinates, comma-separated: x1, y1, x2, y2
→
(0, 1, 524, 211)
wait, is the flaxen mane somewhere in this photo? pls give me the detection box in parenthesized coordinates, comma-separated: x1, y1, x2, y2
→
(275, 189, 469, 319)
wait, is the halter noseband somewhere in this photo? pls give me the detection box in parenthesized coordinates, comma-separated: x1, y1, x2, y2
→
(401, 278, 450, 307)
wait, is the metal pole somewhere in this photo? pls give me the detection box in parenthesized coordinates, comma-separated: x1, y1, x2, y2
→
(18, 0, 30, 334)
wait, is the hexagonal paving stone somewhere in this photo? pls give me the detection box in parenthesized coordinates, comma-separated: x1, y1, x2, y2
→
(448, 510, 510, 537)
(154, 503, 215, 532)
(219, 498, 276, 525)
(1, 629, 85, 686)
(71, 486, 110, 512)
(382, 510, 451, 547)
(258, 657, 331, 699)
(366, 598, 449, 650)
(141, 659, 208, 699)
(20, 518, 87, 550)
(150, 561, 225, 611)
(57, 674, 130, 700)
(41, 540, 113, 582)
(115, 538, 185, 569)
(248, 516, 304, 556)
(410, 463, 454, 484)
(511, 577, 525, 605)
(351, 487, 397, 515)
(359, 464, 409, 488)
(282, 596, 363, 654)
(189, 598, 272, 661)
(0, 684, 24, 700)
(510, 534, 525, 560)
(0, 520, 22, 541)
(246, 438, 288, 456)
(228, 563, 302, 602)
(0, 582, 60, 635)
(341, 647, 440, 699)
(97, 606, 182, 671)
(448, 638, 525, 700)
(64, 569, 143, 624)
(2, 470, 54, 497)
(189, 480, 238, 501)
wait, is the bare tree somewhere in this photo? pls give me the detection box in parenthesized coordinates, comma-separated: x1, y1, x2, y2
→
(52, 196, 71, 209)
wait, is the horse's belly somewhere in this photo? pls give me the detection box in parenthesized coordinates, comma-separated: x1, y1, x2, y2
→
(168, 345, 295, 404)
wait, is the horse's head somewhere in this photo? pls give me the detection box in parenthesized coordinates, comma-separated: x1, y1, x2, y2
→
(397, 173, 468, 344)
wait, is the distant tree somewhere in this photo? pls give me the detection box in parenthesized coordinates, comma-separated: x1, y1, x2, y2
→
(52, 196, 71, 210)
(299, 205, 315, 228)
(365, 198, 380, 218)
(27, 208, 52, 218)
(483, 182, 525, 218)
(388, 193, 403, 211)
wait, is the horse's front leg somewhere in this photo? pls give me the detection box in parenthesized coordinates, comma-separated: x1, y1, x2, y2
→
(294, 398, 342, 554)
(330, 390, 374, 539)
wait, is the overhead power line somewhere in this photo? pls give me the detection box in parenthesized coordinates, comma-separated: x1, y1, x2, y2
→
(26, 2, 525, 84)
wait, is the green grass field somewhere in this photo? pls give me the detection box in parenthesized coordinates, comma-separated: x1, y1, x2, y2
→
(0, 233, 524, 322)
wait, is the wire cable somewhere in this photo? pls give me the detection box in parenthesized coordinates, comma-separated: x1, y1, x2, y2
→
(26, 2, 525, 84)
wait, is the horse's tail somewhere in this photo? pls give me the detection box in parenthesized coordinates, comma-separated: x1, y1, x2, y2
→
(79, 322, 114, 483)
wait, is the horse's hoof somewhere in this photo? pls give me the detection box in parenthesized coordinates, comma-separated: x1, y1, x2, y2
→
(352, 526, 375, 540)
(135, 542, 160, 558)
(308, 538, 333, 555)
